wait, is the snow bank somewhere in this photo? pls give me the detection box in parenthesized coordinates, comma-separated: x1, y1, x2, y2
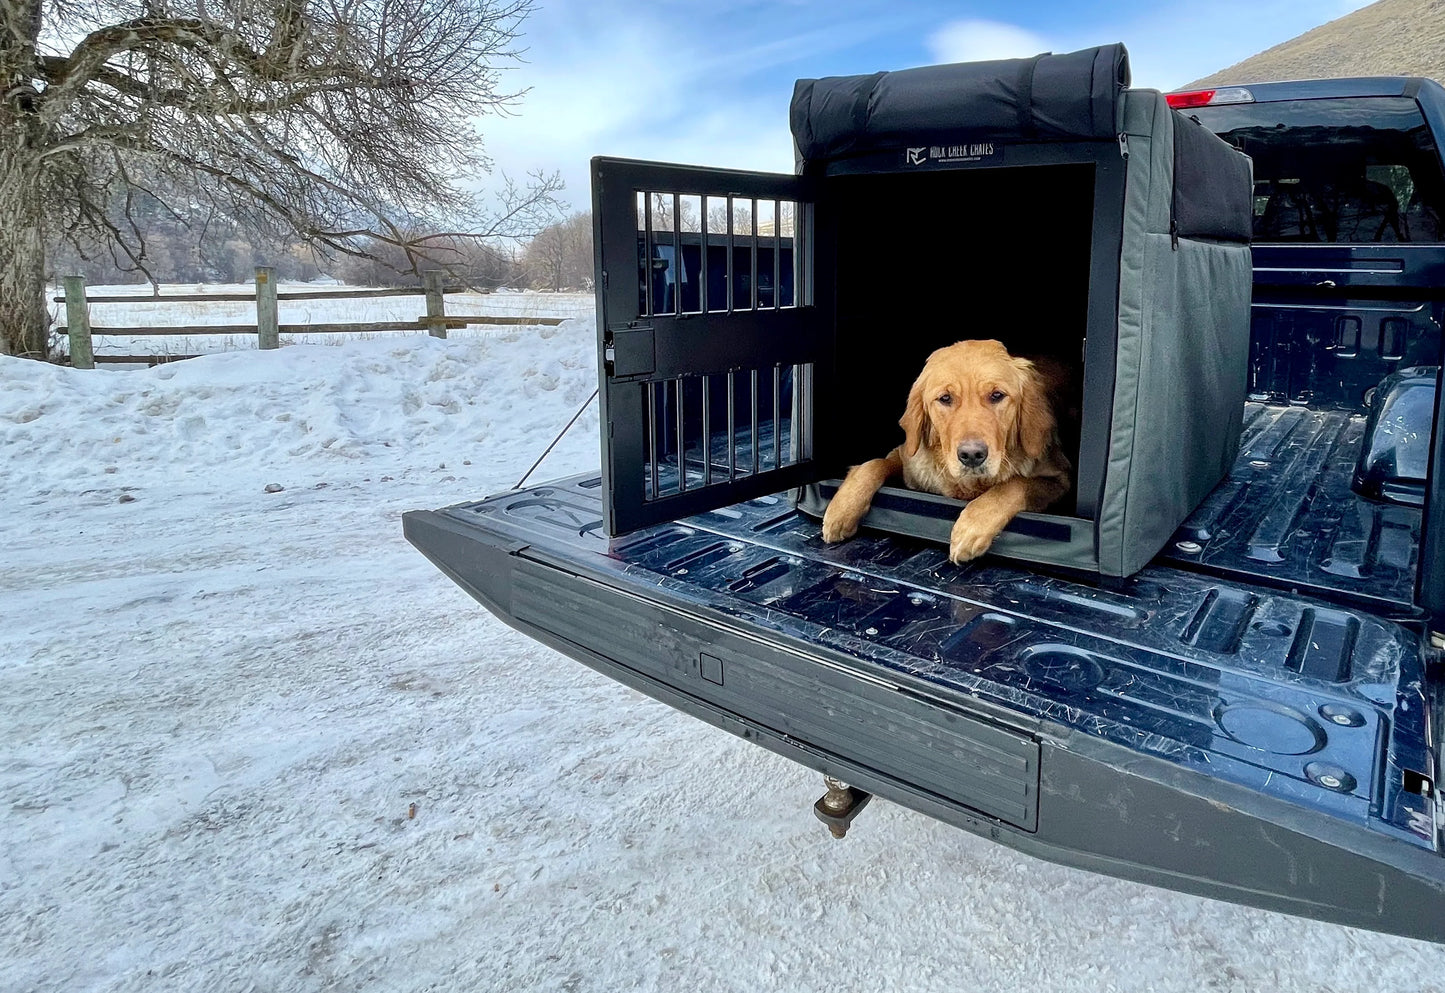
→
(2, 322, 597, 498)
(2, 299, 1440, 992)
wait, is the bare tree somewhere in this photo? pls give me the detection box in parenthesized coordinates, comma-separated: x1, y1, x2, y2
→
(645, 193, 698, 234)
(522, 210, 590, 291)
(706, 197, 752, 236)
(523, 218, 565, 292)
(0, 0, 563, 357)
(335, 230, 518, 288)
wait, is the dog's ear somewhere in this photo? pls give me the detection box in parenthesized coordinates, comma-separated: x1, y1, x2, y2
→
(1013, 357, 1055, 460)
(900, 374, 931, 458)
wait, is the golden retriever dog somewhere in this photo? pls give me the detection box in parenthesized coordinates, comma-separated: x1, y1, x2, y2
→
(821, 339, 1072, 564)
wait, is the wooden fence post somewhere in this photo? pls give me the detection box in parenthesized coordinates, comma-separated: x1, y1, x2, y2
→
(255, 266, 279, 349)
(63, 276, 94, 369)
(423, 270, 447, 339)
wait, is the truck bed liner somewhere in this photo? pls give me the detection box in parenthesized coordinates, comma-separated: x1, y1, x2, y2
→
(1163, 404, 1422, 616)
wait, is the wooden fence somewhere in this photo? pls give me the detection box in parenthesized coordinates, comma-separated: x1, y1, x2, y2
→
(56, 266, 565, 368)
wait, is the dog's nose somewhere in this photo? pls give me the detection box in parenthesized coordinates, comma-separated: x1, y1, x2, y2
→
(957, 441, 988, 469)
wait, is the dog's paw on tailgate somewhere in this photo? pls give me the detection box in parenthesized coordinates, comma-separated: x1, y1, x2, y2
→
(949, 508, 1000, 563)
(821, 501, 862, 543)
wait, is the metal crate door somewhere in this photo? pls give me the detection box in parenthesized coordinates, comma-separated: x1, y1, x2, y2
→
(593, 157, 829, 536)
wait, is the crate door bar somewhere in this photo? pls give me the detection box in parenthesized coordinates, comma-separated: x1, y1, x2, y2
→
(774, 199, 783, 310)
(751, 369, 760, 476)
(795, 363, 813, 462)
(675, 376, 687, 493)
(791, 364, 802, 464)
(643, 193, 655, 318)
(727, 372, 737, 482)
(700, 198, 710, 314)
(772, 365, 782, 470)
(727, 195, 736, 315)
(647, 381, 660, 500)
(672, 193, 683, 316)
(791, 365, 803, 462)
(701, 376, 713, 488)
(800, 201, 814, 308)
(750, 198, 759, 311)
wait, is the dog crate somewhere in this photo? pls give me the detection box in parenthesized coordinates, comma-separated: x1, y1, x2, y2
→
(591, 44, 1253, 577)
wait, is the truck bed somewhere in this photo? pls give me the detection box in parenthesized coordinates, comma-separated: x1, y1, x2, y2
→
(403, 403, 1444, 941)
(1162, 403, 1423, 616)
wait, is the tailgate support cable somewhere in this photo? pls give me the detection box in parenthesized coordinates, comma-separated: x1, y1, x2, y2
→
(513, 387, 600, 490)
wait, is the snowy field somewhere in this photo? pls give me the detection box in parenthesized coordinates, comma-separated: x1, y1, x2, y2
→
(3, 292, 1444, 992)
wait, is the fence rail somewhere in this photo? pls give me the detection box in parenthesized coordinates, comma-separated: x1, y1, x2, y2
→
(96, 354, 203, 367)
(52, 286, 466, 304)
(58, 266, 565, 369)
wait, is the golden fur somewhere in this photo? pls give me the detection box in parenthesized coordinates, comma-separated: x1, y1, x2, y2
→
(822, 339, 1072, 563)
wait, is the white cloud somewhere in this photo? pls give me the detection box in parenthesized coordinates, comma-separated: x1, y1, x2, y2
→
(926, 20, 1054, 66)
(473, 8, 804, 210)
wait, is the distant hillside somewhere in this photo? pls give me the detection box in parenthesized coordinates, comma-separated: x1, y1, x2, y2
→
(1187, 0, 1445, 88)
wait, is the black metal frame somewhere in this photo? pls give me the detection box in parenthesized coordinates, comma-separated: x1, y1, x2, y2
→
(592, 157, 830, 535)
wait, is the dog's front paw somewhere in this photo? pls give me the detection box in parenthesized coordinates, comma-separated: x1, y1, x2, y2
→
(949, 509, 1001, 564)
(821, 501, 862, 544)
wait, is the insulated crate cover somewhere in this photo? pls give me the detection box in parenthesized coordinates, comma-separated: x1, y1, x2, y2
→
(792, 45, 1254, 577)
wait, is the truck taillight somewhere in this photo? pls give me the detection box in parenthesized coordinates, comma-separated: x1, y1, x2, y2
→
(1166, 87, 1255, 109)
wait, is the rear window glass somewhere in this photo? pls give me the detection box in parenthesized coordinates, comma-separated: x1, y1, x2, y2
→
(1190, 97, 1445, 243)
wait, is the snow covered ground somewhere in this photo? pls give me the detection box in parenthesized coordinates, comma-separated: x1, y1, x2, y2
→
(3, 293, 1443, 992)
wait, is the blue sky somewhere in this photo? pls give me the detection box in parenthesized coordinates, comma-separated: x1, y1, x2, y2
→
(479, 0, 1377, 212)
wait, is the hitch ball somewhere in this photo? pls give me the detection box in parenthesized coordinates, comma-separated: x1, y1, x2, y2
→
(813, 775, 873, 839)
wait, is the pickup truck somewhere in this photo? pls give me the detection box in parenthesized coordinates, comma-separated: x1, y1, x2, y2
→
(405, 67, 1445, 942)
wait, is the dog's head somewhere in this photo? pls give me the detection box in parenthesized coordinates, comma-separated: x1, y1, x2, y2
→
(899, 339, 1055, 483)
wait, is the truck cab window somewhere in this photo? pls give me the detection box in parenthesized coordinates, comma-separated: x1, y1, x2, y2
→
(1193, 96, 1445, 242)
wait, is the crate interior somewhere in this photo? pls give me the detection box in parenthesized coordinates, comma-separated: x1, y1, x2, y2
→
(826, 164, 1098, 516)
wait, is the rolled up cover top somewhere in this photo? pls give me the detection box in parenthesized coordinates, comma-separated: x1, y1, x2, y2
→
(791, 44, 1132, 161)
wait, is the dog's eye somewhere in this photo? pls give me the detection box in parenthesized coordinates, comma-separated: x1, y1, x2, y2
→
(937, 393, 952, 406)
(988, 390, 1007, 404)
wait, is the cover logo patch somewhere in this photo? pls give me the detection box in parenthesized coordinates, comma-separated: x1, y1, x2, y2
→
(904, 142, 999, 166)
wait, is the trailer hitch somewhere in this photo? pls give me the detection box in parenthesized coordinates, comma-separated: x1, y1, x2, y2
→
(813, 776, 872, 839)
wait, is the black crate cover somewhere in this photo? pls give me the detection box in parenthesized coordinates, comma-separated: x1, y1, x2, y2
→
(791, 45, 1131, 160)
(792, 45, 1254, 577)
